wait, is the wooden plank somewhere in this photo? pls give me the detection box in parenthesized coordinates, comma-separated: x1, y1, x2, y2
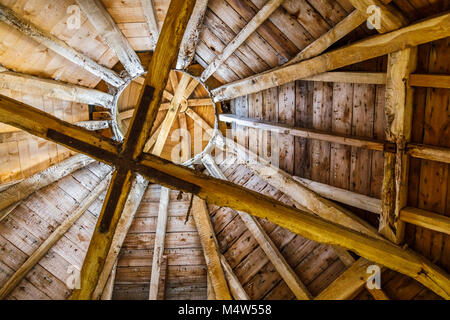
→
(407, 144, 450, 164)
(148, 187, 170, 300)
(400, 207, 450, 236)
(177, 0, 209, 70)
(200, 0, 284, 81)
(0, 174, 111, 299)
(0, 69, 114, 108)
(192, 196, 232, 300)
(76, 0, 144, 78)
(140, 0, 160, 49)
(0, 3, 124, 87)
(410, 74, 450, 89)
(211, 12, 450, 101)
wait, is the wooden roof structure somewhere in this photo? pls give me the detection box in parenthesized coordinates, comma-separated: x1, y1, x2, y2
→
(0, 0, 449, 300)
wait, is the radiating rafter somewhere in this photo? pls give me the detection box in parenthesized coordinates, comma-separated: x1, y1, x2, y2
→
(76, 0, 144, 78)
(140, 0, 160, 49)
(0, 3, 124, 87)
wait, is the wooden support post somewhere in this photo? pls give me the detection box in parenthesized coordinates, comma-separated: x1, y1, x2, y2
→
(76, 0, 144, 78)
(0, 69, 114, 107)
(0, 174, 112, 299)
(211, 13, 450, 101)
(149, 187, 170, 300)
(202, 154, 311, 299)
(380, 47, 418, 243)
(0, 4, 124, 87)
(192, 196, 232, 300)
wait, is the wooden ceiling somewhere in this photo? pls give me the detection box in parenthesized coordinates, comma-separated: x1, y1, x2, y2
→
(0, 0, 449, 301)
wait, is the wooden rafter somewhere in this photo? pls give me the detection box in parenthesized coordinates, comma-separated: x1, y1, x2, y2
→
(211, 12, 450, 102)
(202, 154, 312, 300)
(0, 173, 112, 299)
(200, 0, 284, 82)
(0, 3, 124, 87)
(1, 96, 450, 298)
(219, 255, 249, 300)
(140, 0, 160, 48)
(0, 68, 114, 108)
(177, 0, 209, 70)
(76, 0, 144, 78)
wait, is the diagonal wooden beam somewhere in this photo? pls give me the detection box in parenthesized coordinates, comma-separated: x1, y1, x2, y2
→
(0, 68, 114, 108)
(152, 74, 192, 156)
(200, 0, 284, 82)
(140, 0, 160, 49)
(211, 12, 450, 102)
(220, 254, 249, 300)
(176, 0, 209, 70)
(192, 196, 232, 300)
(286, 10, 367, 66)
(0, 173, 112, 299)
(202, 154, 312, 300)
(76, 0, 144, 78)
(148, 186, 170, 300)
(1, 95, 450, 298)
(0, 4, 124, 87)
(0, 154, 96, 213)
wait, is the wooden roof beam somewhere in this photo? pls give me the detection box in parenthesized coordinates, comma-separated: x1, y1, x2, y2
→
(0, 4, 124, 87)
(176, 0, 209, 70)
(200, 0, 284, 82)
(202, 154, 312, 300)
(0, 68, 114, 108)
(1, 95, 450, 298)
(211, 12, 450, 102)
(140, 0, 160, 49)
(0, 173, 112, 299)
(76, 0, 144, 78)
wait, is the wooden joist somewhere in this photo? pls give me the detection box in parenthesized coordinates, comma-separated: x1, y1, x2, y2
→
(211, 12, 450, 102)
(219, 114, 392, 152)
(286, 10, 367, 65)
(76, 0, 144, 78)
(149, 187, 170, 300)
(200, 0, 284, 82)
(92, 175, 149, 299)
(140, 0, 160, 48)
(192, 196, 232, 300)
(0, 69, 114, 108)
(176, 0, 209, 70)
(407, 143, 450, 164)
(400, 207, 450, 236)
(302, 72, 386, 85)
(0, 174, 112, 299)
(380, 47, 417, 243)
(100, 261, 117, 300)
(2, 92, 450, 298)
(220, 255, 250, 300)
(0, 154, 96, 213)
(409, 74, 450, 89)
(0, 3, 124, 87)
(202, 154, 312, 300)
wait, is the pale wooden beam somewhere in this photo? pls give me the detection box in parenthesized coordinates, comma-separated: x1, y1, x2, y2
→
(207, 274, 216, 300)
(400, 207, 450, 236)
(0, 202, 21, 224)
(140, 0, 160, 48)
(100, 260, 117, 300)
(302, 72, 386, 85)
(76, 0, 144, 78)
(286, 10, 367, 65)
(407, 143, 450, 164)
(0, 174, 112, 299)
(200, 0, 284, 82)
(0, 4, 124, 87)
(76, 121, 110, 131)
(202, 154, 312, 299)
(0, 69, 114, 108)
(149, 186, 170, 300)
(0, 154, 96, 213)
(293, 177, 382, 214)
(348, 0, 408, 34)
(410, 74, 450, 89)
(219, 114, 392, 152)
(211, 12, 450, 102)
(152, 74, 192, 155)
(92, 175, 149, 299)
(192, 196, 232, 300)
(178, 113, 190, 162)
(315, 258, 373, 300)
(220, 254, 250, 300)
(380, 47, 417, 243)
(176, 0, 209, 70)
